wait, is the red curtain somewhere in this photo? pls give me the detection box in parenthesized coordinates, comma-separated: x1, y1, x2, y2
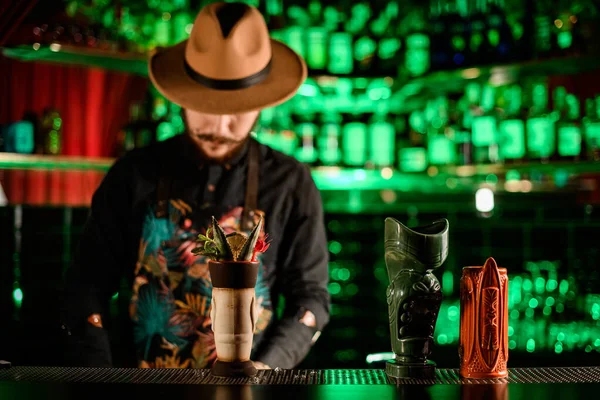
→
(0, 55, 148, 156)
(0, 55, 148, 206)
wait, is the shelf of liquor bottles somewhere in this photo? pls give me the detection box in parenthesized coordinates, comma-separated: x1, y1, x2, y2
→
(1, 44, 149, 76)
(5, 53, 600, 170)
(5, 0, 600, 93)
(4, 1, 600, 208)
(4, 71, 600, 208)
(5, 47, 600, 121)
(1, 151, 600, 211)
(6, 0, 600, 78)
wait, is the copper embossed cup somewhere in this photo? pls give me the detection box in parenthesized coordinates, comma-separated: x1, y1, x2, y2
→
(459, 257, 509, 379)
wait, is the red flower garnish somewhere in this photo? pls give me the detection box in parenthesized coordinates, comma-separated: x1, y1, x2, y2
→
(252, 234, 271, 262)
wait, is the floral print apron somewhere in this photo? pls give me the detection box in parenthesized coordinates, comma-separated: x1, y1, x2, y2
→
(129, 140, 272, 368)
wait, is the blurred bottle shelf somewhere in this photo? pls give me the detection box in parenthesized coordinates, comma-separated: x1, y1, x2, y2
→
(437, 160, 600, 177)
(1, 44, 149, 76)
(2, 44, 396, 81)
(0, 153, 114, 171)
(4, 44, 600, 110)
(1, 153, 600, 198)
(5, 43, 600, 80)
(393, 55, 600, 106)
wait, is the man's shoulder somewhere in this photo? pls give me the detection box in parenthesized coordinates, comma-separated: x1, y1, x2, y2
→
(259, 141, 307, 175)
(258, 141, 316, 197)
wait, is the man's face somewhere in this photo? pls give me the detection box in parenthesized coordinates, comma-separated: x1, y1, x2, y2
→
(184, 109, 260, 161)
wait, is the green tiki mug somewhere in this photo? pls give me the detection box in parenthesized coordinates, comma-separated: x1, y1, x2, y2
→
(384, 218, 449, 379)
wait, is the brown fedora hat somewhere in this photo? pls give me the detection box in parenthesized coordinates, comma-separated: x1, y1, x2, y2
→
(148, 2, 307, 115)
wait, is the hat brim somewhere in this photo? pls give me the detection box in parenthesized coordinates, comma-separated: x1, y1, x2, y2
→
(148, 39, 307, 115)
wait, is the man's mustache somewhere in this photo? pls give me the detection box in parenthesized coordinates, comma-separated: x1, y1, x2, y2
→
(193, 133, 245, 144)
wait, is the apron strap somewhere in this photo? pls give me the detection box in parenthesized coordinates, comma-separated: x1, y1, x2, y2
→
(155, 154, 173, 218)
(155, 138, 260, 224)
(241, 139, 260, 231)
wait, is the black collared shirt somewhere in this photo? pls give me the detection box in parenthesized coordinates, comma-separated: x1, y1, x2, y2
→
(62, 134, 330, 369)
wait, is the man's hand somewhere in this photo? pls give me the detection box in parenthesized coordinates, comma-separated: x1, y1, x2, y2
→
(87, 314, 103, 328)
(298, 310, 316, 328)
(253, 361, 271, 369)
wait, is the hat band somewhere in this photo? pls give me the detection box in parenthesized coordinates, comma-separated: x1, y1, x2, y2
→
(184, 59, 272, 90)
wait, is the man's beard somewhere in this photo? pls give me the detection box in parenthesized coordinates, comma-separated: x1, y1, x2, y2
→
(193, 133, 246, 145)
(186, 133, 250, 164)
(182, 110, 260, 146)
(182, 111, 260, 162)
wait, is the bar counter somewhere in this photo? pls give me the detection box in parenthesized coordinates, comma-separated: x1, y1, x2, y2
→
(1, 366, 600, 399)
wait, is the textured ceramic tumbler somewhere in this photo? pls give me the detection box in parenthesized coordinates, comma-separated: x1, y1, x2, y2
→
(384, 218, 449, 379)
(209, 260, 259, 378)
(459, 257, 509, 379)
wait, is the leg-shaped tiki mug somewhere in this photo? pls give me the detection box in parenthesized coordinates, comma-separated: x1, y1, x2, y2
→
(459, 257, 509, 379)
(192, 215, 270, 378)
(384, 218, 449, 379)
(209, 260, 259, 377)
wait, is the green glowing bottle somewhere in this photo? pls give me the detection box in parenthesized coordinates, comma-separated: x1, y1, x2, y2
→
(584, 97, 600, 161)
(526, 81, 555, 162)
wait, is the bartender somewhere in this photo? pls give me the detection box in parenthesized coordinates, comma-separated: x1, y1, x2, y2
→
(61, 1, 329, 370)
